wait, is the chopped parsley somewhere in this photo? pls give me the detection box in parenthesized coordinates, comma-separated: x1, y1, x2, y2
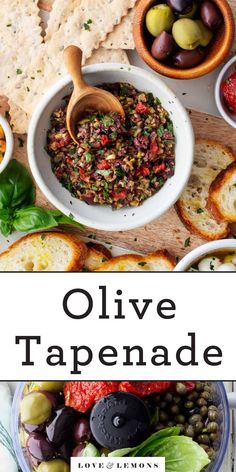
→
(85, 152, 92, 162)
(83, 19, 93, 31)
(196, 208, 204, 214)
(16, 68, 22, 75)
(96, 169, 111, 177)
(184, 237, 191, 248)
(18, 137, 24, 147)
(138, 261, 147, 266)
(157, 126, 164, 137)
(41, 234, 46, 241)
(167, 121, 174, 133)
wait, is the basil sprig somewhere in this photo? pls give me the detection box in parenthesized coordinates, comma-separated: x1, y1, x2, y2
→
(0, 160, 84, 236)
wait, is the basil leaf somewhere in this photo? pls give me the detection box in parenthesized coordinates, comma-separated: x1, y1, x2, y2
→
(148, 436, 210, 472)
(0, 160, 35, 210)
(0, 208, 13, 237)
(13, 206, 58, 232)
(49, 210, 84, 231)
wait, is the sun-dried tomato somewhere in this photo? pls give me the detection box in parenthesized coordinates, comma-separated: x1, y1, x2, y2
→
(64, 382, 119, 413)
(119, 381, 171, 396)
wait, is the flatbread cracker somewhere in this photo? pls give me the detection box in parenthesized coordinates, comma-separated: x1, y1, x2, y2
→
(86, 48, 130, 64)
(8, 100, 30, 134)
(102, 9, 135, 49)
(0, 0, 42, 98)
(45, 0, 80, 40)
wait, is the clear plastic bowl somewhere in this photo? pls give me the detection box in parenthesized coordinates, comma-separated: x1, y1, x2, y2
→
(11, 382, 230, 472)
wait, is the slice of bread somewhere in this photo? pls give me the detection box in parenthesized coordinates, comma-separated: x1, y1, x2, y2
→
(0, 232, 87, 271)
(96, 250, 175, 271)
(175, 139, 236, 240)
(84, 242, 112, 271)
(207, 161, 236, 223)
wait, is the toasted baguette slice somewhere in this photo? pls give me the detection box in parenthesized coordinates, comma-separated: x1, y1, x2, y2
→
(96, 250, 175, 271)
(0, 232, 87, 271)
(175, 140, 236, 240)
(84, 242, 112, 271)
(207, 161, 236, 223)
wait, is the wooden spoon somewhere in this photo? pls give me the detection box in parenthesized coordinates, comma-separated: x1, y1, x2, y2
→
(63, 45, 125, 144)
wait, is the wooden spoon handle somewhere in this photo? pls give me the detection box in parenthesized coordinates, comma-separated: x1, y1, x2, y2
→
(63, 45, 87, 91)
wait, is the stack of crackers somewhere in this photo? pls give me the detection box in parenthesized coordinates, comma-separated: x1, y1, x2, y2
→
(0, 0, 138, 134)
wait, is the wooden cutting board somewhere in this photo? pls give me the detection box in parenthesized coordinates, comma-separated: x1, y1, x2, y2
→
(1, 93, 235, 259)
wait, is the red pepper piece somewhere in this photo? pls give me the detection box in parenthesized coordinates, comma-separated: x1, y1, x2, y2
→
(119, 381, 172, 396)
(221, 72, 236, 113)
(97, 160, 111, 170)
(153, 163, 166, 173)
(113, 189, 127, 200)
(183, 381, 195, 392)
(64, 382, 119, 412)
(79, 167, 90, 182)
(150, 138, 159, 157)
(135, 102, 150, 114)
(100, 135, 109, 146)
(138, 166, 150, 177)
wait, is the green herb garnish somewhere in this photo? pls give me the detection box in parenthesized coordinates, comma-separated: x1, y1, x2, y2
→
(196, 208, 204, 214)
(83, 19, 93, 30)
(16, 68, 22, 75)
(138, 261, 147, 266)
(184, 237, 191, 248)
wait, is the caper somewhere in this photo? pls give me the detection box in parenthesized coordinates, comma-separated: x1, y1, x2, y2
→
(197, 398, 207, 407)
(173, 395, 181, 404)
(185, 425, 195, 437)
(176, 423, 185, 433)
(200, 406, 208, 417)
(197, 434, 210, 445)
(159, 410, 169, 422)
(169, 404, 180, 415)
(207, 447, 216, 460)
(175, 414, 185, 424)
(189, 414, 202, 425)
(208, 405, 218, 411)
(209, 433, 218, 442)
(175, 382, 187, 395)
(20, 392, 52, 425)
(207, 422, 218, 433)
(34, 382, 64, 392)
(195, 421, 204, 433)
(201, 391, 210, 400)
(187, 391, 198, 401)
(160, 401, 167, 409)
(184, 401, 194, 409)
(199, 443, 209, 451)
(164, 392, 173, 403)
(37, 459, 69, 472)
(196, 382, 204, 392)
(208, 409, 218, 421)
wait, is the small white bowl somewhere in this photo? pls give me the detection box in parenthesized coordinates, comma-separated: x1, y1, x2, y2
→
(0, 114, 14, 173)
(215, 56, 236, 129)
(28, 63, 194, 231)
(174, 239, 236, 271)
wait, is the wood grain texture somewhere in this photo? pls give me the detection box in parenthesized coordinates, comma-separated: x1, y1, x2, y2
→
(1, 92, 235, 260)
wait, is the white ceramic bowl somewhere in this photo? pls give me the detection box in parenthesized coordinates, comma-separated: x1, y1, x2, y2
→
(215, 56, 236, 129)
(174, 239, 236, 271)
(0, 114, 14, 173)
(28, 63, 194, 231)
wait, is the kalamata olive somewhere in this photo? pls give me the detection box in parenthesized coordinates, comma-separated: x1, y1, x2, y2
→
(200, 0, 222, 30)
(72, 443, 86, 457)
(74, 418, 92, 443)
(46, 407, 78, 447)
(146, 5, 174, 37)
(167, 0, 193, 14)
(172, 48, 205, 68)
(172, 19, 202, 50)
(24, 423, 45, 434)
(178, 2, 197, 18)
(34, 382, 64, 393)
(151, 32, 175, 60)
(26, 432, 55, 462)
(37, 459, 69, 472)
(59, 440, 74, 464)
(20, 392, 52, 425)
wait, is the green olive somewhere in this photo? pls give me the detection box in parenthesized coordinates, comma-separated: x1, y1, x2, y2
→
(146, 4, 175, 37)
(33, 382, 64, 392)
(20, 392, 52, 425)
(172, 19, 202, 50)
(37, 460, 69, 472)
(196, 20, 213, 46)
(178, 2, 197, 18)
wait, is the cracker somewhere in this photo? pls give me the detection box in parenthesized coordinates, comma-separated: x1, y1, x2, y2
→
(45, 0, 80, 40)
(8, 100, 30, 134)
(86, 48, 130, 64)
(46, 0, 138, 65)
(0, 0, 42, 98)
(102, 9, 135, 49)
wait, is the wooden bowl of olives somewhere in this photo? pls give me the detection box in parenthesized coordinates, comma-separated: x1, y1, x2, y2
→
(133, 0, 235, 79)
